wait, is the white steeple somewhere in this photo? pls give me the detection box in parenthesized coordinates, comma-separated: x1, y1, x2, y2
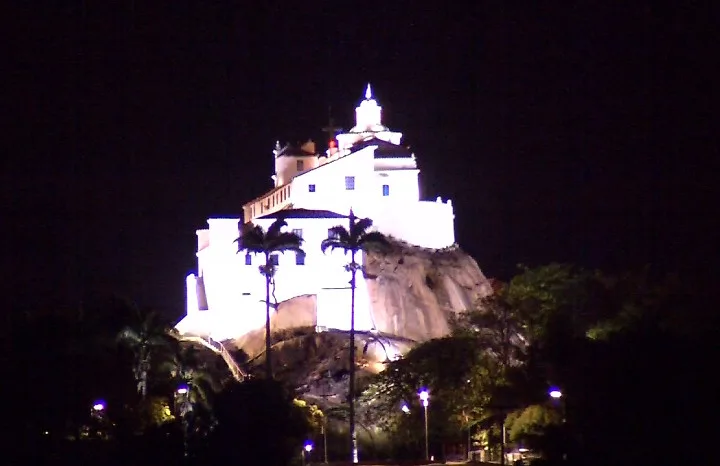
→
(353, 83, 383, 132)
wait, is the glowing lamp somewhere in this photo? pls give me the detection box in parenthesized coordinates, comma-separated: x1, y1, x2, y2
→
(418, 388, 429, 407)
(304, 442, 314, 452)
(549, 387, 562, 399)
(401, 403, 410, 413)
(177, 385, 189, 395)
(92, 401, 105, 411)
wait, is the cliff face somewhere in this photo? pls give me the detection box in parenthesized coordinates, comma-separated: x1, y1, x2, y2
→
(364, 241, 493, 342)
(228, 241, 491, 358)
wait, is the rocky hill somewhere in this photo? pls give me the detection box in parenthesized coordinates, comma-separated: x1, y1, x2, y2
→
(227, 239, 491, 363)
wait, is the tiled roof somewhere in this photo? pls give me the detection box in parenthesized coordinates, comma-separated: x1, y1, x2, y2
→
(276, 143, 316, 157)
(352, 137, 413, 158)
(256, 208, 347, 220)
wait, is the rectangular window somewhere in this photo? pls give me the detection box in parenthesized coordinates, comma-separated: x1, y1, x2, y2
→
(295, 251, 306, 265)
(308, 184, 316, 192)
(382, 184, 390, 196)
(292, 228, 303, 238)
(245, 253, 252, 266)
(268, 254, 279, 266)
(345, 176, 355, 190)
(297, 160, 304, 171)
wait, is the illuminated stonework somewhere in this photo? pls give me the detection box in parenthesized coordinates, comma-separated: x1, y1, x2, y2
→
(175, 86, 457, 341)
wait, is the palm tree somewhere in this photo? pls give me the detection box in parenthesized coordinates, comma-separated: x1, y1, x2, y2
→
(159, 343, 220, 455)
(320, 210, 389, 463)
(235, 216, 304, 378)
(159, 344, 220, 410)
(117, 308, 171, 399)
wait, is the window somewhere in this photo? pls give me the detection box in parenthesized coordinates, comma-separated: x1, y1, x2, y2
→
(345, 176, 355, 190)
(292, 228, 303, 238)
(245, 253, 252, 265)
(308, 184, 316, 192)
(268, 254, 279, 266)
(296, 160, 304, 171)
(295, 251, 306, 265)
(382, 184, 390, 196)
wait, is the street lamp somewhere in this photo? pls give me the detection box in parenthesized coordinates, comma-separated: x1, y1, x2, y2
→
(418, 388, 430, 461)
(92, 401, 105, 412)
(177, 385, 192, 457)
(549, 387, 562, 399)
(401, 403, 410, 414)
(302, 441, 314, 466)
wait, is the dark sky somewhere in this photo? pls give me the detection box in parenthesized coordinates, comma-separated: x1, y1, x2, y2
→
(4, 2, 715, 318)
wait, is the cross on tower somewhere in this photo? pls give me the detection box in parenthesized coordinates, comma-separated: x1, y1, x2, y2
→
(321, 106, 343, 150)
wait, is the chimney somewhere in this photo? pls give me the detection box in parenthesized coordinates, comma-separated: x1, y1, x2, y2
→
(301, 139, 316, 154)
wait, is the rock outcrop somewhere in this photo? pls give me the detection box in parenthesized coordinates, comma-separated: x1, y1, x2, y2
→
(364, 239, 493, 341)
(227, 240, 492, 359)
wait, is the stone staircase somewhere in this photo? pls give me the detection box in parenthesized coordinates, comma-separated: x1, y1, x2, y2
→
(176, 334, 246, 381)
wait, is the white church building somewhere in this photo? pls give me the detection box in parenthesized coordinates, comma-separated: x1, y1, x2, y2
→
(175, 86, 456, 341)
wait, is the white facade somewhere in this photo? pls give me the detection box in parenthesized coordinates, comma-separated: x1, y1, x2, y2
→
(175, 86, 456, 341)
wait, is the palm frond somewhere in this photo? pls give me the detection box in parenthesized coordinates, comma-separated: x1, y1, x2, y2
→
(268, 232, 304, 253)
(236, 224, 267, 252)
(117, 327, 142, 345)
(322, 225, 352, 248)
(266, 218, 288, 239)
(320, 238, 349, 254)
(352, 217, 374, 238)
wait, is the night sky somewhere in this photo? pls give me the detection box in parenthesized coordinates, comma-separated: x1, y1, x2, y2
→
(4, 3, 715, 319)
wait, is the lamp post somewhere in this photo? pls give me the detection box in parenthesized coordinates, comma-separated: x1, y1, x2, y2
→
(418, 389, 430, 461)
(177, 384, 191, 458)
(302, 441, 314, 466)
(549, 387, 568, 460)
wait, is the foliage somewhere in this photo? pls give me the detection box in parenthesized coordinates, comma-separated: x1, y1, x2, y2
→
(293, 398, 325, 431)
(320, 216, 391, 257)
(236, 216, 304, 378)
(116, 307, 173, 398)
(134, 396, 176, 429)
(203, 379, 312, 466)
(504, 404, 562, 443)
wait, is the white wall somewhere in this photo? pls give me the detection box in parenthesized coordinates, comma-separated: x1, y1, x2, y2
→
(275, 155, 320, 186)
(372, 198, 456, 249)
(373, 168, 420, 204)
(290, 146, 376, 213)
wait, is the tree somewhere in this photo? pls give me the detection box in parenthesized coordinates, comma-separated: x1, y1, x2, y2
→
(235, 216, 304, 378)
(117, 308, 171, 399)
(204, 379, 312, 466)
(320, 211, 389, 463)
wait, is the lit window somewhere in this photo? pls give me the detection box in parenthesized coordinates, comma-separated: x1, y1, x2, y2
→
(297, 160, 304, 171)
(292, 228, 303, 238)
(295, 251, 306, 265)
(245, 253, 252, 266)
(269, 255, 279, 266)
(308, 184, 316, 192)
(345, 176, 355, 190)
(382, 184, 390, 196)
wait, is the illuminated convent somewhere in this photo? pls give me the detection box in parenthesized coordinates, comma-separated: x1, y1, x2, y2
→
(176, 85, 456, 341)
